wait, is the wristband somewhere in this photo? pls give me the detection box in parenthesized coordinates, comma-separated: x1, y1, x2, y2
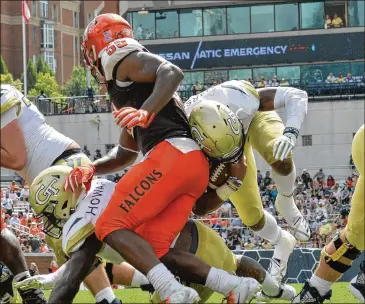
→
(216, 183, 235, 201)
(283, 127, 299, 138)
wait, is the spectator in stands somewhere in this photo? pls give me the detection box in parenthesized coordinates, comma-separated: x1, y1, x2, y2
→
(326, 175, 336, 188)
(257, 78, 267, 88)
(331, 13, 343, 28)
(191, 81, 203, 95)
(301, 169, 312, 189)
(263, 171, 273, 188)
(40, 240, 49, 253)
(361, 72, 365, 86)
(313, 168, 326, 187)
(345, 73, 354, 82)
(20, 185, 29, 201)
(346, 176, 353, 190)
(326, 72, 337, 83)
(325, 15, 332, 28)
(280, 78, 289, 86)
(257, 170, 263, 186)
(247, 78, 255, 86)
(49, 255, 59, 273)
(262, 240, 273, 249)
(82, 145, 91, 157)
(337, 73, 345, 83)
(38, 90, 51, 115)
(136, 24, 143, 39)
(29, 222, 39, 236)
(19, 212, 27, 228)
(9, 214, 19, 226)
(270, 75, 280, 87)
(8, 180, 19, 192)
(29, 262, 39, 276)
(94, 149, 102, 161)
(85, 85, 97, 113)
(145, 29, 154, 40)
(28, 235, 41, 253)
(2, 192, 13, 216)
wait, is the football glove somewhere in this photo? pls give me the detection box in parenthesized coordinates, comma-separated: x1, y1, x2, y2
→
(273, 128, 298, 161)
(113, 107, 155, 129)
(64, 164, 95, 192)
(14, 274, 54, 291)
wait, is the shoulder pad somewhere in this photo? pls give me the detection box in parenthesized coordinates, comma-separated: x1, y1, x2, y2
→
(62, 214, 94, 256)
(1, 85, 21, 116)
(101, 38, 146, 81)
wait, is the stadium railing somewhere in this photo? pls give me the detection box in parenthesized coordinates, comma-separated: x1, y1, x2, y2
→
(26, 80, 365, 116)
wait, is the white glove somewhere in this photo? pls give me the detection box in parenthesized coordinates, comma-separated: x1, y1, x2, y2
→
(14, 274, 55, 291)
(273, 132, 297, 161)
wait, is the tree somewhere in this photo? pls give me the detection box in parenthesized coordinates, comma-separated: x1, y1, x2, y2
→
(61, 66, 99, 96)
(0, 73, 22, 91)
(28, 73, 62, 98)
(0, 56, 9, 75)
(21, 60, 37, 91)
(36, 56, 53, 76)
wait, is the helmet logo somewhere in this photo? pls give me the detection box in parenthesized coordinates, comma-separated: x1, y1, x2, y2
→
(35, 178, 59, 206)
(227, 118, 240, 135)
(104, 29, 113, 42)
(191, 126, 212, 153)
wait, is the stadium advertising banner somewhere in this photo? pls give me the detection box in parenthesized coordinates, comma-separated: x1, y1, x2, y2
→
(146, 32, 364, 70)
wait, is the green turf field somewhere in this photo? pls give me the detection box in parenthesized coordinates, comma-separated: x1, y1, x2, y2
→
(40, 282, 360, 303)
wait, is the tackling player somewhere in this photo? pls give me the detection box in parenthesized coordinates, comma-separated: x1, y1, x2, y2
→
(17, 165, 295, 303)
(1, 86, 46, 304)
(184, 80, 310, 281)
(293, 124, 364, 303)
(0, 85, 123, 304)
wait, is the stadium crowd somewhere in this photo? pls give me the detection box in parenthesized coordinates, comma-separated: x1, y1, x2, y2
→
(1, 166, 358, 253)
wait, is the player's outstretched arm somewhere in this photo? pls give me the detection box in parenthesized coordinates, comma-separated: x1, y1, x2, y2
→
(257, 87, 308, 161)
(48, 234, 102, 303)
(93, 128, 139, 175)
(116, 51, 184, 115)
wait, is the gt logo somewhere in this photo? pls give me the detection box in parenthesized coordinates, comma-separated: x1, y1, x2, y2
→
(35, 179, 59, 205)
(191, 126, 212, 153)
(227, 117, 240, 135)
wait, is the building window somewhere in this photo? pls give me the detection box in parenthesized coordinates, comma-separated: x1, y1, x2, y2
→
(227, 6, 250, 34)
(351, 62, 365, 77)
(251, 5, 274, 33)
(132, 12, 155, 40)
(42, 51, 55, 72)
(41, 23, 54, 48)
(40, 0, 48, 18)
(300, 2, 324, 29)
(204, 70, 228, 85)
(203, 7, 226, 36)
(127, 12, 132, 24)
(74, 36, 79, 53)
(276, 66, 300, 85)
(33, 55, 36, 63)
(228, 69, 252, 81)
(32, 27, 36, 42)
(74, 12, 79, 28)
(179, 9, 202, 37)
(31, 0, 36, 16)
(156, 11, 178, 39)
(105, 144, 115, 154)
(302, 135, 312, 146)
(348, 0, 365, 27)
(275, 3, 299, 31)
(324, 63, 350, 79)
(253, 67, 276, 84)
(52, 5, 57, 21)
(300, 64, 326, 84)
(88, 13, 92, 23)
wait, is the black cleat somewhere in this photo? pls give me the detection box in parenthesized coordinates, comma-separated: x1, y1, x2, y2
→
(349, 260, 365, 302)
(18, 288, 47, 304)
(292, 280, 332, 303)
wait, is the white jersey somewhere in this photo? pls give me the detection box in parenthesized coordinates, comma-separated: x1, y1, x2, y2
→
(184, 80, 260, 134)
(62, 179, 124, 264)
(0, 85, 73, 183)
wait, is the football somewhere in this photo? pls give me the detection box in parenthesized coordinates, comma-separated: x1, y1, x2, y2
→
(209, 162, 229, 189)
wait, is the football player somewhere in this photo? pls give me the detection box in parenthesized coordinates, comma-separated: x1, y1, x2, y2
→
(62, 13, 261, 304)
(1, 86, 46, 304)
(25, 165, 262, 303)
(184, 80, 310, 282)
(0, 85, 123, 304)
(18, 165, 297, 303)
(293, 125, 364, 303)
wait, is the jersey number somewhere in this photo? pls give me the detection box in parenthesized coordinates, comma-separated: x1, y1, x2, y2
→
(106, 40, 128, 56)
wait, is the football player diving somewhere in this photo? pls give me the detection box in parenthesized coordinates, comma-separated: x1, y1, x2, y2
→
(184, 79, 310, 282)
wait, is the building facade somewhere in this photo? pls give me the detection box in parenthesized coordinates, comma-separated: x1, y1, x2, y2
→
(0, 0, 119, 84)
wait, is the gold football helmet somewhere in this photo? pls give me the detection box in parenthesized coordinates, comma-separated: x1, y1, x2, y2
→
(29, 165, 84, 238)
(189, 100, 244, 163)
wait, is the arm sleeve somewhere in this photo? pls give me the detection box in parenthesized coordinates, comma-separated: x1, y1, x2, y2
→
(273, 86, 308, 133)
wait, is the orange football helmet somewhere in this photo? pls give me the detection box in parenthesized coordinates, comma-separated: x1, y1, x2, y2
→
(81, 13, 134, 83)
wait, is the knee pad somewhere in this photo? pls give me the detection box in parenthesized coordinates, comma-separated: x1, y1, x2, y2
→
(105, 262, 114, 284)
(321, 232, 361, 273)
(272, 163, 296, 197)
